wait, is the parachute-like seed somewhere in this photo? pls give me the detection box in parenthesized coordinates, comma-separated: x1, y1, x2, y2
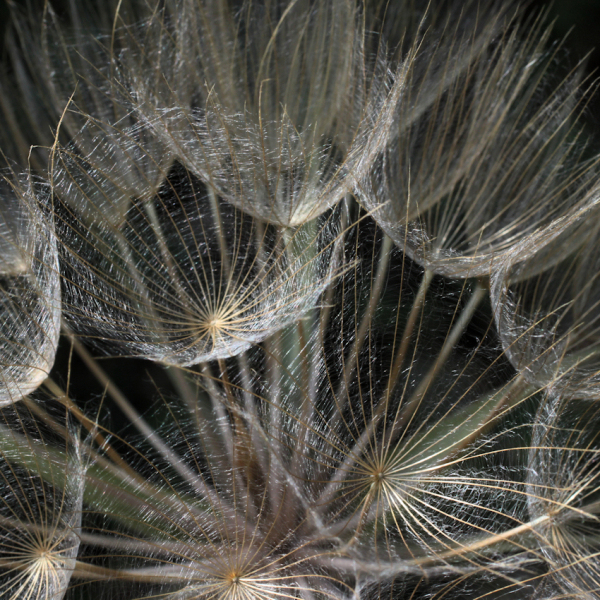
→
(133, 0, 408, 227)
(357, 8, 600, 278)
(0, 405, 85, 600)
(56, 224, 548, 600)
(66, 386, 353, 599)
(51, 142, 342, 366)
(490, 213, 600, 399)
(527, 394, 600, 599)
(0, 175, 60, 405)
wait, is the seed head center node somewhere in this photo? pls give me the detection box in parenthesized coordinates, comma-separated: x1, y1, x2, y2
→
(226, 572, 241, 587)
(199, 311, 231, 339)
(372, 469, 386, 484)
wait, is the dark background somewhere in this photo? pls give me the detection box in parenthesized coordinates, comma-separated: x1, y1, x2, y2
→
(1, 0, 600, 66)
(1, 0, 599, 112)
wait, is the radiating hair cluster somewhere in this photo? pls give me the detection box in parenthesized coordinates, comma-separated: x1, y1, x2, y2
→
(0, 0, 600, 599)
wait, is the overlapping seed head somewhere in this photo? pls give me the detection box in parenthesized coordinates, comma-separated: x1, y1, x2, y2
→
(130, 0, 408, 227)
(0, 1, 600, 599)
(0, 174, 60, 405)
(0, 405, 84, 600)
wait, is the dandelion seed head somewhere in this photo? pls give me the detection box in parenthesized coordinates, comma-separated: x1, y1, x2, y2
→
(52, 151, 342, 366)
(0, 174, 60, 405)
(1, 1, 600, 599)
(358, 6, 599, 278)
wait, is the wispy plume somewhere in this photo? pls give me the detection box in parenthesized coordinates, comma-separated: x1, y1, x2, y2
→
(0, 1, 599, 599)
(0, 172, 60, 405)
(132, 0, 408, 226)
(358, 6, 600, 278)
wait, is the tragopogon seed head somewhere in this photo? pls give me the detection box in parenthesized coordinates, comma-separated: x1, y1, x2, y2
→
(358, 7, 600, 278)
(0, 173, 60, 405)
(1, 1, 600, 599)
(51, 147, 343, 366)
(133, 0, 407, 227)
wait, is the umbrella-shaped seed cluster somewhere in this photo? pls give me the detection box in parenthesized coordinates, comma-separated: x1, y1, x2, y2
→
(0, 1, 600, 599)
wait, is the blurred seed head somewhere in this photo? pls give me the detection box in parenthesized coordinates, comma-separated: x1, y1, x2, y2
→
(358, 7, 600, 279)
(0, 0, 160, 170)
